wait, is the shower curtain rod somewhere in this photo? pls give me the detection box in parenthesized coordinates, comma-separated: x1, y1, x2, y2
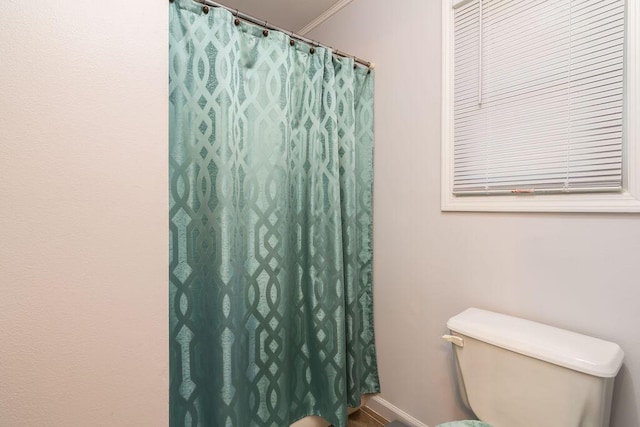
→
(186, 0, 375, 70)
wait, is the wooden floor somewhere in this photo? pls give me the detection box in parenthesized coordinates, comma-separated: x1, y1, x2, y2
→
(347, 407, 389, 427)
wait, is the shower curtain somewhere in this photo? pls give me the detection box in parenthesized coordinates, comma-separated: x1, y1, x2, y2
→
(169, 2, 379, 426)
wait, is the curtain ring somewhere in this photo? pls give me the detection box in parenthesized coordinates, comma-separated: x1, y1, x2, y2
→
(263, 20, 269, 37)
(353, 56, 358, 69)
(234, 9, 240, 26)
(289, 32, 295, 46)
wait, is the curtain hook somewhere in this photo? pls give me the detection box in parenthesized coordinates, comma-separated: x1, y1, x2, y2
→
(234, 9, 240, 26)
(289, 31, 295, 46)
(353, 56, 358, 69)
(263, 20, 269, 37)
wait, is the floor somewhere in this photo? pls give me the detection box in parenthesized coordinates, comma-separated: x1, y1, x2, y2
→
(346, 407, 389, 427)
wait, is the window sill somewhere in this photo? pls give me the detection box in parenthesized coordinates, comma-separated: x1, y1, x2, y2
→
(441, 190, 640, 213)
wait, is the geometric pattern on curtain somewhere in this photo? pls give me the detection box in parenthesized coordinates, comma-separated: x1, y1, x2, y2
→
(169, 2, 379, 426)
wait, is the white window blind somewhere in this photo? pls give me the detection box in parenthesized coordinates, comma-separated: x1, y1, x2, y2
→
(452, 0, 626, 195)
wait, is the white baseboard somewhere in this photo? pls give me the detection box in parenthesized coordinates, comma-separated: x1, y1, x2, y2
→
(366, 395, 430, 427)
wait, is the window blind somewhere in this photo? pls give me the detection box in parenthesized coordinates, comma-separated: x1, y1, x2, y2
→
(452, 0, 626, 195)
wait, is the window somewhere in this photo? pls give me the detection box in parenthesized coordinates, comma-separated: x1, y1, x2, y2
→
(441, 0, 640, 212)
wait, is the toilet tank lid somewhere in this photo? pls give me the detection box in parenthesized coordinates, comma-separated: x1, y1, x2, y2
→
(447, 308, 624, 378)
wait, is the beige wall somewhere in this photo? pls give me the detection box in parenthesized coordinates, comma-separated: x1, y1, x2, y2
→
(0, 1, 168, 426)
(309, 1, 640, 426)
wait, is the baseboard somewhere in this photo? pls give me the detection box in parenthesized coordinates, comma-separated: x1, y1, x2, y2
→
(366, 396, 430, 427)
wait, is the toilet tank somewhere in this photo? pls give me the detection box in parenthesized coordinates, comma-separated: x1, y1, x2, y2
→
(445, 308, 624, 427)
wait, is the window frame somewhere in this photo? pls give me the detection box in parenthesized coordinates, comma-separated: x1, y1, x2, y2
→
(441, 0, 640, 213)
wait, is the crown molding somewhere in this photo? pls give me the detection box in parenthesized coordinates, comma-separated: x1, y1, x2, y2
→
(298, 0, 354, 35)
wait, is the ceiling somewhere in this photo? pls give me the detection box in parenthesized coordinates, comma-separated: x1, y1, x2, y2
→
(216, 0, 343, 33)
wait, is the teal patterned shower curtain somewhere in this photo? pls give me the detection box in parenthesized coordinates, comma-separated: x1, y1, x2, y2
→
(169, 2, 379, 426)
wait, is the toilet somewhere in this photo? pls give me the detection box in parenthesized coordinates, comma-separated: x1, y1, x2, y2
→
(439, 308, 624, 427)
